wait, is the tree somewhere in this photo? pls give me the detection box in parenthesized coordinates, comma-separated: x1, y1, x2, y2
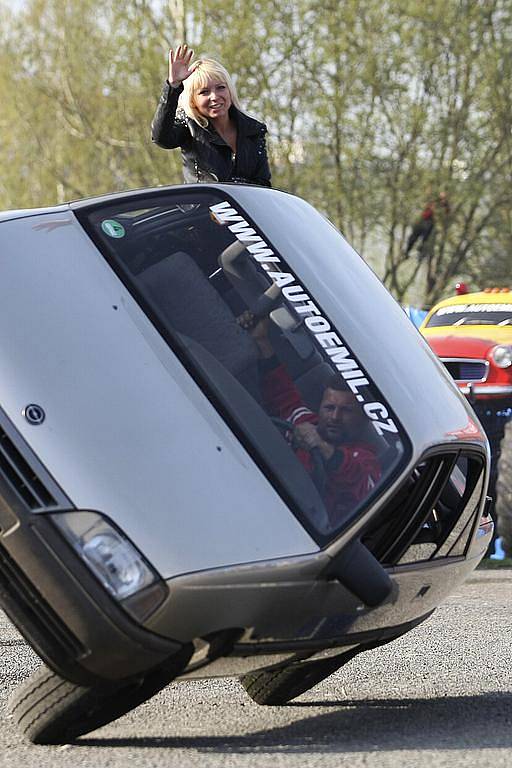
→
(1, 0, 511, 304)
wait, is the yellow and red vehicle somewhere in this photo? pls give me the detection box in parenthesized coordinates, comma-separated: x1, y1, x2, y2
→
(421, 289, 512, 402)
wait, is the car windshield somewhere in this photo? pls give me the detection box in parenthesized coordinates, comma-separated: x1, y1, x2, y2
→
(426, 302, 512, 328)
(77, 189, 406, 545)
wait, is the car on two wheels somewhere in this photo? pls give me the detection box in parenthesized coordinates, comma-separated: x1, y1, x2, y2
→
(0, 184, 492, 743)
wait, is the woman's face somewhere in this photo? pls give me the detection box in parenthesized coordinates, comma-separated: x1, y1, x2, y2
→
(194, 77, 232, 120)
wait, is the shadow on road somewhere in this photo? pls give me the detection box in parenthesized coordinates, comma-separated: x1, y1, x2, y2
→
(76, 691, 512, 752)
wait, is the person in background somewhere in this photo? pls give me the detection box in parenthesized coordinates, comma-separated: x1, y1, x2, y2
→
(405, 191, 450, 256)
(151, 44, 271, 187)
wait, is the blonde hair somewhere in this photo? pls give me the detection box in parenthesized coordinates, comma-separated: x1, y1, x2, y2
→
(180, 58, 243, 128)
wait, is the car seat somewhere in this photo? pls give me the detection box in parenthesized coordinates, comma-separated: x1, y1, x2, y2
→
(137, 251, 260, 397)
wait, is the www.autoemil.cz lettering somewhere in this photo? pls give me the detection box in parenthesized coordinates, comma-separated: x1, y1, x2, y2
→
(210, 201, 398, 436)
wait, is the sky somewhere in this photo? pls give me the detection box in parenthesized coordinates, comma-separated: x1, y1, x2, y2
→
(4, 0, 25, 12)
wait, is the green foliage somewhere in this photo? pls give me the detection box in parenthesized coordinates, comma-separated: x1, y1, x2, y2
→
(1, 0, 511, 303)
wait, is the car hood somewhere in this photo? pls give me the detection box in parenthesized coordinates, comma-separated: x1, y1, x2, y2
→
(422, 325, 512, 346)
(425, 334, 497, 358)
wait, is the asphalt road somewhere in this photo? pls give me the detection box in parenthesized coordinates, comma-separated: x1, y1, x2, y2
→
(1, 569, 511, 768)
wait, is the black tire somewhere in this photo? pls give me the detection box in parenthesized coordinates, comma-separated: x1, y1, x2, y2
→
(240, 648, 360, 705)
(8, 646, 192, 744)
(496, 418, 512, 556)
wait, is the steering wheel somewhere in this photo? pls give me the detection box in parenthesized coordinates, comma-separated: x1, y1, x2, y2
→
(271, 417, 327, 494)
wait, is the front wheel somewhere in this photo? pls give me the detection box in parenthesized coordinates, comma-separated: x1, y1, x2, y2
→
(8, 646, 192, 744)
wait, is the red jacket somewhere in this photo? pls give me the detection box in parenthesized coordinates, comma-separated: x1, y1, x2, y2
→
(262, 363, 381, 526)
(421, 197, 450, 221)
(421, 202, 435, 220)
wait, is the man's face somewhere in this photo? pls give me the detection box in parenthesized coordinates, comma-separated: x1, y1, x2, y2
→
(317, 388, 364, 445)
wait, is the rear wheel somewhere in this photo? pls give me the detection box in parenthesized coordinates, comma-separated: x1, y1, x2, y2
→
(8, 646, 192, 744)
(240, 648, 360, 705)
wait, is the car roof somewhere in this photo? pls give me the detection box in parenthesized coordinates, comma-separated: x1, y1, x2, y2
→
(428, 291, 512, 311)
(0, 204, 70, 223)
(67, 182, 283, 212)
(0, 186, 198, 223)
(0, 183, 278, 223)
(67, 183, 199, 211)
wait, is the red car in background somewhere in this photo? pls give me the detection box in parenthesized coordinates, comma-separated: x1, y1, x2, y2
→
(421, 289, 512, 554)
(421, 289, 512, 402)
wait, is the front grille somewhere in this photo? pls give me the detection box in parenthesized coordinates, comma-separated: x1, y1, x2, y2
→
(363, 451, 485, 566)
(0, 542, 85, 662)
(0, 427, 57, 510)
(442, 359, 487, 382)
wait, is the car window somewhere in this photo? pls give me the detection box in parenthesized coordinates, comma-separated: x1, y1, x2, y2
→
(426, 302, 512, 327)
(76, 190, 406, 545)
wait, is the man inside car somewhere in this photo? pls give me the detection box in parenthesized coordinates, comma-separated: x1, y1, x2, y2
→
(239, 312, 381, 526)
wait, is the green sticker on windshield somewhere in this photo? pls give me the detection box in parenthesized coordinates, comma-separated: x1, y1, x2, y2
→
(101, 219, 125, 238)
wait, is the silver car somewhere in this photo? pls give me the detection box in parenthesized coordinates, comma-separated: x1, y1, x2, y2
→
(0, 184, 492, 743)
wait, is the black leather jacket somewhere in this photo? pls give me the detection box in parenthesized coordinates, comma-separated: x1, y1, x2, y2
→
(151, 81, 271, 187)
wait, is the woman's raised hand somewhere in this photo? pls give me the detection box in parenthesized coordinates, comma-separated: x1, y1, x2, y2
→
(168, 44, 195, 86)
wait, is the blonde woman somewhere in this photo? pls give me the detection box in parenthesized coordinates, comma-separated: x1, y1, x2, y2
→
(151, 44, 271, 186)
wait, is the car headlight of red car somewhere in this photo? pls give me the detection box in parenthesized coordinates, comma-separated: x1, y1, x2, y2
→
(491, 345, 512, 368)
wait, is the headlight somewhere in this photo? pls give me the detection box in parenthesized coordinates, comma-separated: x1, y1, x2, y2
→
(51, 511, 167, 620)
(491, 345, 512, 368)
